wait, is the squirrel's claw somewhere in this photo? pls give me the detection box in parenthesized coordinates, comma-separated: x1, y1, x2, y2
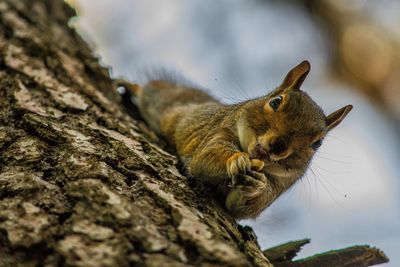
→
(251, 159, 264, 171)
(229, 170, 267, 188)
(226, 152, 251, 187)
(243, 170, 267, 184)
(227, 152, 251, 178)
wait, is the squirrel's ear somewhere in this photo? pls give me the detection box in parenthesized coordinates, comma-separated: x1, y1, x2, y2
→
(326, 105, 353, 130)
(281, 60, 310, 90)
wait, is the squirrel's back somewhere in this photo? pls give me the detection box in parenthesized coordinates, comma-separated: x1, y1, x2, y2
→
(137, 80, 219, 142)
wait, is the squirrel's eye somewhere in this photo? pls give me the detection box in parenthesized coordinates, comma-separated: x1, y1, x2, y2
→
(311, 139, 323, 150)
(269, 96, 283, 111)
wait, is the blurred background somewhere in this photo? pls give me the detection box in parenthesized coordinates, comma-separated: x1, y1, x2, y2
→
(68, 0, 399, 265)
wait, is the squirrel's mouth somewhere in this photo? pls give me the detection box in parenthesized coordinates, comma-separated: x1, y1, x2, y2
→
(249, 143, 307, 178)
(250, 143, 290, 168)
(250, 143, 269, 160)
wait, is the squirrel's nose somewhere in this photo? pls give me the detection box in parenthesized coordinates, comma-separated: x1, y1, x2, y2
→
(269, 137, 289, 156)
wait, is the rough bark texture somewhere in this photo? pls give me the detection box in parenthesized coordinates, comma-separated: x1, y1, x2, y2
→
(0, 1, 389, 267)
(0, 1, 271, 266)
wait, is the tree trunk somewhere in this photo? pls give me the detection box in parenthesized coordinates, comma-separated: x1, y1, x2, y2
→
(0, 1, 388, 266)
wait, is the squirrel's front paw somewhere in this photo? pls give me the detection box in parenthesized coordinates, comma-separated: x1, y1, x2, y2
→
(226, 152, 251, 185)
(225, 172, 272, 219)
(241, 170, 267, 185)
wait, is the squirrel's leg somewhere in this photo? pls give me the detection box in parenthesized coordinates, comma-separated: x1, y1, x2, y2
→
(187, 134, 265, 186)
(186, 130, 252, 185)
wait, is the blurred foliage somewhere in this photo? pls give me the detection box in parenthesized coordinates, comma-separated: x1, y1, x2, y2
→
(270, 0, 400, 130)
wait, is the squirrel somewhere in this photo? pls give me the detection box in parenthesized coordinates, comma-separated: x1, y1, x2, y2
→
(117, 61, 353, 220)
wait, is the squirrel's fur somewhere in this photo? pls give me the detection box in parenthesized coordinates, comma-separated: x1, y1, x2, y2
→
(120, 61, 353, 219)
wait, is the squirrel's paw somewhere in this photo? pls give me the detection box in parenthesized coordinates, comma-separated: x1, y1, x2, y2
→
(227, 152, 251, 177)
(225, 172, 272, 219)
(226, 152, 251, 186)
(242, 170, 267, 185)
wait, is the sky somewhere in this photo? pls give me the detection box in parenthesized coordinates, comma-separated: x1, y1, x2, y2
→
(72, 1, 400, 265)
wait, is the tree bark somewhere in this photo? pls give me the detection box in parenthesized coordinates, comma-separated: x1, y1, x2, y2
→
(0, 1, 389, 266)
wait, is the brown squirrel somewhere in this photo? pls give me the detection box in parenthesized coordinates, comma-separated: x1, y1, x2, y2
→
(118, 61, 352, 219)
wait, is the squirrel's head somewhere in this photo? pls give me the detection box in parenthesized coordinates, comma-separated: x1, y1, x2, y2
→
(237, 60, 353, 181)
